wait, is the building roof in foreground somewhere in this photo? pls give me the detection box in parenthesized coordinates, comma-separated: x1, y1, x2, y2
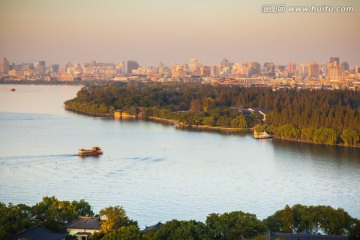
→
(8, 225, 67, 240)
(264, 231, 348, 240)
(66, 216, 100, 230)
(142, 222, 162, 232)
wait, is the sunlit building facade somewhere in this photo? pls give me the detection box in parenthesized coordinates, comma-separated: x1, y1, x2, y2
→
(308, 61, 319, 80)
(0, 57, 10, 74)
(189, 57, 198, 73)
(327, 62, 341, 80)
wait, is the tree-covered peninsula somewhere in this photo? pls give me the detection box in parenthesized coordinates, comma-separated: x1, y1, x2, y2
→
(1, 197, 360, 239)
(64, 82, 360, 147)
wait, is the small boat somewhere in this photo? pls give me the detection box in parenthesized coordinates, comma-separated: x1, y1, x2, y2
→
(78, 146, 103, 156)
(10, 88, 16, 91)
(254, 131, 272, 139)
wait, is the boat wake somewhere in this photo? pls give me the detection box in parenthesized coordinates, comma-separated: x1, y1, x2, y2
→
(125, 156, 166, 163)
(0, 153, 77, 160)
(0, 154, 77, 167)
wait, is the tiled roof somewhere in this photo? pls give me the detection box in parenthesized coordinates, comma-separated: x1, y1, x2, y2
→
(66, 216, 100, 230)
(264, 231, 348, 240)
(8, 225, 67, 240)
(276, 233, 347, 240)
(142, 222, 162, 232)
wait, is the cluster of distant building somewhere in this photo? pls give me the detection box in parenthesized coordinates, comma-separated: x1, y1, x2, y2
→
(1, 57, 360, 91)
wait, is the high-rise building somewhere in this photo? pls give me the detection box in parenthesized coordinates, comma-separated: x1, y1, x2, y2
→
(158, 66, 170, 77)
(39, 61, 46, 68)
(51, 64, 59, 73)
(127, 60, 139, 74)
(24, 63, 34, 71)
(171, 64, 185, 77)
(210, 65, 221, 77)
(232, 63, 244, 76)
(0, 57, 10, 74)
(116, 61, 126, 74)
(38, 60, 46, 75)
(308, 61, 319, 79)
(262, 62, 275, 77)
(327, 62, 341, 80)
(297, 64, 308, 79)
(189, 57, 198, 73)
(341, 61, 349, 72)
(330, 57, 340, 65)
(263, 62, 275, 72)
(221, 58, 230, 68)
(200, 66, 211, 77)
(287, 61, 297, 74)
(355, 66, 359, 74)
(183, 64, 189, 73)
(245, 62, 261, 76)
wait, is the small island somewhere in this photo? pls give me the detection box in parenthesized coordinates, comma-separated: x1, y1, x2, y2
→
(64, 82, 360, 147)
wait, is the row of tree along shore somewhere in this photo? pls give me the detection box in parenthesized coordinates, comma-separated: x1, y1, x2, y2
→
(64, 82, 360, 147)
(1, 196, 359, 239)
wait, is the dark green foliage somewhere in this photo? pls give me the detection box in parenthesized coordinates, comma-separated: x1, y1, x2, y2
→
(65, 82, 360, 146)
(349, 220, 360, 240)
(206, 211, 266, 239)
(149, 220, 209, 240)
(1, 199, 359, 240)
(64, 82, 267, 128)
(0, 203, 33, 239)
(101, 225, 141, 240)
(99, 206, 138, 233)
(31, 196, 94, 232)
(263, 204, 357, 235)
(0, 196, 93, 238)
(265, 89, 360, 145)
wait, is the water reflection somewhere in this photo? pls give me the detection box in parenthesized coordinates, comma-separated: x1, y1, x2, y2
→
(272, 139, 360, 164)
(0, 85, 359, 227)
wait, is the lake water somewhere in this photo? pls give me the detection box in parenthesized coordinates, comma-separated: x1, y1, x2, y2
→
(0, 84, 359, 227)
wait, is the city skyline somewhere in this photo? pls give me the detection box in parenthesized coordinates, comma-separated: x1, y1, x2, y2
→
(1, 0, 359, 66)
(2, 55, 359, 86)
(1, 56, 359, 68)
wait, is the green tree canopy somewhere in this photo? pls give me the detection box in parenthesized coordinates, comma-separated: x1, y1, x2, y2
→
(65, 82, 360, 146)
(99, 206, 138, 233)
(152, 220, 208, 240)
(206, 211, 266, 239)
(263, 204, 357, 235)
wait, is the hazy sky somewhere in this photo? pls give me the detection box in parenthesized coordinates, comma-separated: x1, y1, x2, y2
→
(0, 0, 359, 67)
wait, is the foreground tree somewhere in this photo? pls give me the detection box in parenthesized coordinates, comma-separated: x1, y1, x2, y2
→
(206, 211, 266, 239)
(150, 220, 208, 240)
(0, 203, 33, 238)
(32, 196, 93, 232)
(263, 205, 357, 235)
(99, 206, 138, 233)
(1, 197, 359, 239)
(101, 225, 141, 240)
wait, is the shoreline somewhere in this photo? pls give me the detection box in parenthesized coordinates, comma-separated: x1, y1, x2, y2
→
(64, 108, 360, 148)
(271, 136, 360, 149)
(148, 116, 253, 133)
(64, 106, 112, 117)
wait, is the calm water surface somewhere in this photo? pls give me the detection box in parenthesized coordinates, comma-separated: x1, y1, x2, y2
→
(0, 84, 359, 227)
